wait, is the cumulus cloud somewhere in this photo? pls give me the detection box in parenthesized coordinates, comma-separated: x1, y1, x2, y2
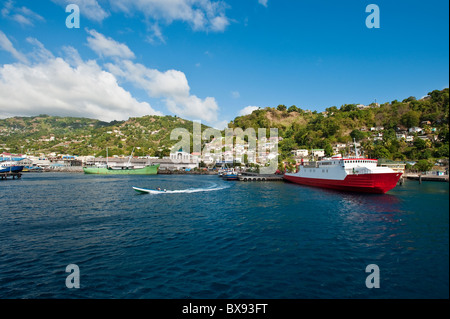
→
(106, 59, 219, 123)
(0, 35, 161, 122)
(0, 58, 161, 122)
(238, 106, 260, 116)
(0, 29, 221, 124)
(86, 29, 135, 59)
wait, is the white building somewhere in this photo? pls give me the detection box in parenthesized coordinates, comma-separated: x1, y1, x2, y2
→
(291, 149, 309, 157)
(312, 149, 325, 158)
(409, 127, 423, 134)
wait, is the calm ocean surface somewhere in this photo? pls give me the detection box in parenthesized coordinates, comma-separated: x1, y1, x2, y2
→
(0, 173, 448, 299)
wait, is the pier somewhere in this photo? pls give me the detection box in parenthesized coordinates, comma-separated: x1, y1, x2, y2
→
(404, 173, 449, 183)
(238, 173, 284, 182)
(0, 172, 22, 180)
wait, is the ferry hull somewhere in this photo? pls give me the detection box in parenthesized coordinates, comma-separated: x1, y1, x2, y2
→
(83, 164, 159, 175)
(283, 172, 402, 194)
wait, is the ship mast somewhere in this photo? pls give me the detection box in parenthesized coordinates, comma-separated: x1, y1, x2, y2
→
(127, 147, 135, 166)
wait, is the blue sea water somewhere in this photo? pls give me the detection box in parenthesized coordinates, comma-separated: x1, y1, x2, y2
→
(0, 173, 448, 299)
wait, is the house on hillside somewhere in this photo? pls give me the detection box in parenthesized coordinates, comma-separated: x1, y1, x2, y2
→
(409, 127, 423, 134)
(291, 149, 309, 158)
(312, 149, 325, 158)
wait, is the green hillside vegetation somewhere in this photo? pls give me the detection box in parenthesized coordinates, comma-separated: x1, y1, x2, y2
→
(0, 115, 209, 157)
(229, 88, 449, 162)
(1, 88, 448, 165)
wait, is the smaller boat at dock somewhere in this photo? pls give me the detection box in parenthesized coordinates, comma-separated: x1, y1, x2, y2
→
(0, 161, 24, 173)
(221, 168, 240, 181)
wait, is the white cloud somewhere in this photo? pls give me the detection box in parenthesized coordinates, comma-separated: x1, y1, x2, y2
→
(0, 58, 161, 122)
(146, 23, 166, 45)
(211, 119, 229, 130)
(231, 91, 240, 99)
(86, 29, 135, 59)
(109, 0, 230, 32)
(1, 0, 45, 26)
(91, 30, 221, 124)
(106, 59, 219, 123)
(51, 0, 109, 22)
(0, 30, 29, 63)
(258, 0, 268, 7)
(0, 30, 221, 124)
(239, 106, 260, 116)
(0, 36, 161, 122)
(26, 37, 54, 62)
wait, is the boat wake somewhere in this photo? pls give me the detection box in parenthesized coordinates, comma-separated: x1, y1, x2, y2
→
(133, 183, 229, 194)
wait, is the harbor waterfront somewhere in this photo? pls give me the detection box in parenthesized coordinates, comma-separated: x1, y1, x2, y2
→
(0, 172, 448, 299)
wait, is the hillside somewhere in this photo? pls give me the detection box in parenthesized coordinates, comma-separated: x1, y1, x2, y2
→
(228, 88, 449, 162)
(0, 88, 448, 163)
(0, 114, 209, 157)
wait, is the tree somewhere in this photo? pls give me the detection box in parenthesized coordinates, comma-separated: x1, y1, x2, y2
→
(324, 143, 333, 157)
(413, 138, 427, 150)
(418, 149, 432, 160)
(350, 129, 365, 141)
(340, 104, 358, 112)
(287, 105, 299, 113)
(277, 104, 287, 112)
(414, 159, 433, 172)
(371, 145, 391, 159)
(402, 96, 417, 103)
(401, 111, 420, 128)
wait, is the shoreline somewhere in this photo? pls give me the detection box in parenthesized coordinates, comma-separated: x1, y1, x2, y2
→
(23, 167, 218, 175)
(22, 169, 450, 181)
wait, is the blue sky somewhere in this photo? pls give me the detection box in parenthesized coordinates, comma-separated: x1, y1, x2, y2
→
(0, 0, 448, 128)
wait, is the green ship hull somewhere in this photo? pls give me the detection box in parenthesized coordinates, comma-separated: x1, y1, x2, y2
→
(83, 164, 160, 175)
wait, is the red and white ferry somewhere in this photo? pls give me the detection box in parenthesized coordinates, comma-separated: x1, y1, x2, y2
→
(283, 152, 402, 194)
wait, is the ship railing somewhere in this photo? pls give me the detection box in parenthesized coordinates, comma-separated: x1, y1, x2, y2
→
(346, 168, 372, 175)
(302, 162, 318, 168)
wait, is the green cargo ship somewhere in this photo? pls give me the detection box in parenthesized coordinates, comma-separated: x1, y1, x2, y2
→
(83, 164, 160, 175)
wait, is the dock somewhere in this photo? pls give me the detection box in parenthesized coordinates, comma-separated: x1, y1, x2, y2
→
(404, 173, 449, 183)
(238, 173, 284, 182)
(0, 172, 22, 180)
